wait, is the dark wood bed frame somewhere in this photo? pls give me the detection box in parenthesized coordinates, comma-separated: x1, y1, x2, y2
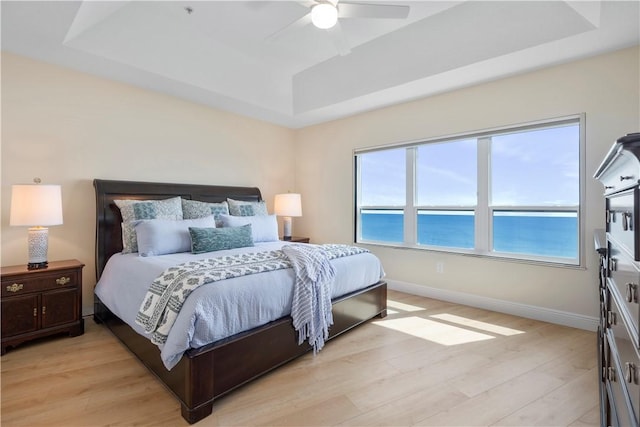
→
(92, 179, 387, 424)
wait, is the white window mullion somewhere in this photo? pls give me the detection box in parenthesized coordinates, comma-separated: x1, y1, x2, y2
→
(476, 137, 490, 253)
(578, 113, 586, 266)
(405, 147, 416, 245)
(354, 154, 362, 242)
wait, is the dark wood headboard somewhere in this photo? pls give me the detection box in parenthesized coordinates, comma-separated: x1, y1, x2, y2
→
(93, 179, 262, 280)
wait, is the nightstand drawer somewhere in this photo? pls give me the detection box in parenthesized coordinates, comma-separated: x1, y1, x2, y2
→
(1, 269, 80, 297)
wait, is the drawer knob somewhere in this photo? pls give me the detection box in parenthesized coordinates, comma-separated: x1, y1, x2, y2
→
(56, 276, 71, 286)
(626, 283, 638, 303)
(620, 175, 634, 181)
(622, 212, 633, 231)
(624, 362, 637, 385)
(607, 366, 617, 382)
(6, 283, 23, 293)
(607, 311, 617, 327)
(608, 258, 617, 272)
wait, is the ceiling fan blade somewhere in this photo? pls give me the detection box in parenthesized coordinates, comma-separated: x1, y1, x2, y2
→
(265, 12, 313, 41)
(326, 21, 351, 56)
(338, 2, 410, 19)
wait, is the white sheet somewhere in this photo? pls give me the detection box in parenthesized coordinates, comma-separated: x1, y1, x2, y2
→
(94, 241, 384, 369)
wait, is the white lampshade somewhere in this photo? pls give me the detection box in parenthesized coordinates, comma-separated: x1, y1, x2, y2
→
(274, 193, 302, 217)
(10, 183, 63, 269)
(311, 3, 338, 29)
(10, 184, 63, 226)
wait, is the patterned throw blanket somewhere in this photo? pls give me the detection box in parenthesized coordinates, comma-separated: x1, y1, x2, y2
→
(135, 244, 369, 347)
(283, 244, 335, 353)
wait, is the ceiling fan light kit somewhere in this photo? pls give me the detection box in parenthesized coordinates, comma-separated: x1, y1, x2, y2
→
(266, 0, 411, 56)
(311, 3, 338, 29)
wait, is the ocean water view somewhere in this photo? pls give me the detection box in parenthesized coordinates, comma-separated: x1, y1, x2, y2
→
(360, 211, 578, 259)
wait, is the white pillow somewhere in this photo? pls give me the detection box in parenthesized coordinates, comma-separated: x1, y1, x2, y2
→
(135, 216, 216, 257)
(219, 214, 279, 242)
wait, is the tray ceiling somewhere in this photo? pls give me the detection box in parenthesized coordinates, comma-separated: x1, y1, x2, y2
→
(2, 1, 639, 128)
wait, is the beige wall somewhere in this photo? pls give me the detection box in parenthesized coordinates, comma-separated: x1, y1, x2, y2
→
(1, 52, 296, 315)
(294, 46, 640, 322)
(3, 47, 639, 322)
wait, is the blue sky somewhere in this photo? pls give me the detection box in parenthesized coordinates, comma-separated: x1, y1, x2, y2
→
(491, 125, 579, 206)
(359, 124, 579, 207)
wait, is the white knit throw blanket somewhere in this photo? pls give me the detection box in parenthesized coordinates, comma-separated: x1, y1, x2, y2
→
(282, 243, 336, 353)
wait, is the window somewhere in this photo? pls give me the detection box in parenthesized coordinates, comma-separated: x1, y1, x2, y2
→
(357, 148, 405, 244)
(415, 138, 477, 249)
(354, 115, 583, 266)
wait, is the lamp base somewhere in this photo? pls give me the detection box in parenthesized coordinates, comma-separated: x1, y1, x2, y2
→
(28, 261, 49, 270)
(282, 216, 292, 240)
(27, 226, 49, 269)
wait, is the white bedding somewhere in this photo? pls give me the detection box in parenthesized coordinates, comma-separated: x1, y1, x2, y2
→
(94, 241, 384, 370)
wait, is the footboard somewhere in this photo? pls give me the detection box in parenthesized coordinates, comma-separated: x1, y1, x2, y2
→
(94, 280, 387, 424)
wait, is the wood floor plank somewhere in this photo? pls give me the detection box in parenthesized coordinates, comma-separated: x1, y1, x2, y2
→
(492, 367, 599, 426)
(569, 405, 601, 427)
(415, 370, 566, 426)
(0, 291, 599, 427)
(338, 382, 468, 426)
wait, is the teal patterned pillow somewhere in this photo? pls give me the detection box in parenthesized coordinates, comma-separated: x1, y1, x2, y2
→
(189, 225, 254, 254)
(227, 198, 268, 216)
(115, 197, 183, 253)
(181, 199, 229, 226)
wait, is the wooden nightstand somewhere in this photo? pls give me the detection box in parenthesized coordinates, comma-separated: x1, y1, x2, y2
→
(1, 259, 84, 355)
(281, 236, 310, 243)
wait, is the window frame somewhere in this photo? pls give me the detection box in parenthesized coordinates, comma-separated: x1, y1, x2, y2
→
(354, 114, 585, 268)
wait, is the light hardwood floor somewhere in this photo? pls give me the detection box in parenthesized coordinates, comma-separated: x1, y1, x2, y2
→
(1, 290, 599, 426)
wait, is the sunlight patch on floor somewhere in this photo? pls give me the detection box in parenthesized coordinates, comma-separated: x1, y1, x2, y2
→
(373, 316, 495, 346)
(429, 313, 525, 336)
(386, 300, 426, 312)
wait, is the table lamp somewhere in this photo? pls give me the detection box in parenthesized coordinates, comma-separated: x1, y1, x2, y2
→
(274, 193, 302, 240)
(10, 179, 63, 269)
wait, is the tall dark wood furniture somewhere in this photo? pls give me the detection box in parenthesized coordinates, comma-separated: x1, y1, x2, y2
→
(1, 259, 84, 355)
(93, 179, 387, 424)
(594, 133, 640, 427)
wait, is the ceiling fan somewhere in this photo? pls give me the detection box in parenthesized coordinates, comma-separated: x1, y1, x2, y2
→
(266, 0, 410, 56)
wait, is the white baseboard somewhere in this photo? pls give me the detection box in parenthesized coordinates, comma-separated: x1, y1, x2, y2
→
(387, 279, 599, 332)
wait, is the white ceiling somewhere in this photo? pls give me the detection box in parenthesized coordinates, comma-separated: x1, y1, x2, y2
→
(2, 1, 639, 128)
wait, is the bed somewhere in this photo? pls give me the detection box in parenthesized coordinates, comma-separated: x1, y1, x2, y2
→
(92, 179, 387, 424)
